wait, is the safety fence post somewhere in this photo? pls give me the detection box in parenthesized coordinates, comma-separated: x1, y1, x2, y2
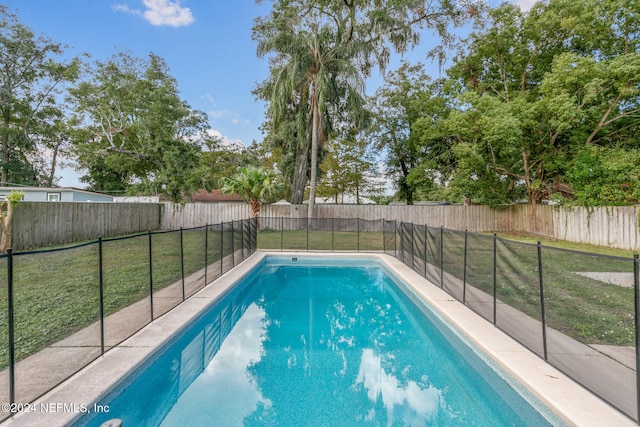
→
(440, 226, 444, 289)
(204, 224, 208, 286)
(463, 230, 468, 305)
(493, 233, 497, 325)
(98, 237, 105, 355)
(220, 222, 224, 277)
(7, 248, 15, 404)
(538, 242, 548, 361)
(148, 231, 154, 322)
(180, 228, 185, 301)
(634, 253, 639, 425)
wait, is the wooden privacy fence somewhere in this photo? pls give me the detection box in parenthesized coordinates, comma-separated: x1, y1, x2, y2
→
(7, 201, 640, 251)
(11, 202, 162, 250)
(161, 202, 252, 230)
(260, 204, 640, 251)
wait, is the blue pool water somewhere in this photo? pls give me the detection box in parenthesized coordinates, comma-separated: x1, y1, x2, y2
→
(79, 256, 559, 426)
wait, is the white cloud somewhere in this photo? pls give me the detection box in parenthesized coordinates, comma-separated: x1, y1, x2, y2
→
(487, 0, 537, 12)
(114, 1, 194, 27)
(142, 0, 194, 27)
(513, 0, 537, 11)
(205, 95, 251, 125)
(113, 3, 142, 16)
(208, 108, 249, 125)
(208, 129, 245, 149)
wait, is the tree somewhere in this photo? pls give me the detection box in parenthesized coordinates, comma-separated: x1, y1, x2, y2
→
(565, 145, 640, 206)
(199, 138, 266, 190)
(0, 6, 81, 186)
(253, 0, 476, 215)
(253, 59, 313, 205)
(0, 190, 23, 253)
(255, 24, 368, 216)
(69, 51, 209, 202)
(220, 166, 284, 222)
(441, 2, 572, 205)
(317, 138, 382, 203)
(369, 62, 446, 204)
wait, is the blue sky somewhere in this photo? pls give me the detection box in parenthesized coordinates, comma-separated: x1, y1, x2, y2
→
(3, 0, 530, 187)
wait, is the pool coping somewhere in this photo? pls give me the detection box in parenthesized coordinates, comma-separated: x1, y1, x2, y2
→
(2, 251, 635, 427)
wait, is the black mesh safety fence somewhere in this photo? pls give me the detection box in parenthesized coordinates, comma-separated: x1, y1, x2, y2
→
(11, 243, 100, 410)
(383, 220, 397, 256)
(151, 230, 184, 318)
(412, 224, 427, 278)
(102, 233, 152, 343)
(399, 222, 412, 267)
(0, 219, 257, 422)
(334, 218, 359, 251)
(282, 218, 308, 251)
(249, 218, 258, 255)
(182, 226, 207, 299)
(425, 226, 442, 287)
(205, 223, 224, 283)
(494, 238, 545, 358)
(256, 216, 282, 251)
(221, 221, 236, 274)
(255, 217, 388, 253)
(390, 223, 640, 422)
(232, 220, 244, 266)
(464, 232, 495, 322)
(359, 219, 384, 252)
(442, 229, 466, 301)
(309, 218, 334, 251)
(540, 246, 636, 420)
(1, 215, 638, 424)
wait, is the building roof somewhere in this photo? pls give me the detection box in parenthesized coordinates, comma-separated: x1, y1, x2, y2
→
(0, 186, 111, 196)
(191, 189, 245, 203)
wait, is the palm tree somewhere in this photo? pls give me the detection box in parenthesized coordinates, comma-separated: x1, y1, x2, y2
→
(256, 23, 368, 218)
(220, 166, 284, 225)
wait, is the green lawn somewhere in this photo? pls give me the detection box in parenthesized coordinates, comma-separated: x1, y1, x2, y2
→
(257, 229, 386, 251)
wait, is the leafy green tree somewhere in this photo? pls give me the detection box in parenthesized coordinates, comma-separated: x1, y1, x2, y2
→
(199, 138, 266, 190)
(317, 138, 382, 203)
(0, 6, 81, 185)
(220, 166, 284, 220)
(69, 51, 209, 202)
(565, 146, 640, 206)
(439, 0, 640, 206)
(442, 2, 570, 205)
(369, 62, 446, 204)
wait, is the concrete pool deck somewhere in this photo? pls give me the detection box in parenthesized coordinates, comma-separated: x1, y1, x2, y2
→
(1, 252, 635, 427)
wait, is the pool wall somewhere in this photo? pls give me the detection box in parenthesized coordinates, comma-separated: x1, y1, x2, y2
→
(2, 252, 634, 427)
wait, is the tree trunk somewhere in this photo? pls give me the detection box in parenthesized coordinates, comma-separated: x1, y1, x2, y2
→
(2, 110, 10, 184)
(0, 202, 14, 254)
(290, 135, 310, 204)
(47, 143, 60, 187)
(308, 93, 320, 218)
(249, 198, 261, 231)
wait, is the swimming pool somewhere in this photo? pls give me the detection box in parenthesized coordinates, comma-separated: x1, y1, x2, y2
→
(74, 255, 561, 426)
